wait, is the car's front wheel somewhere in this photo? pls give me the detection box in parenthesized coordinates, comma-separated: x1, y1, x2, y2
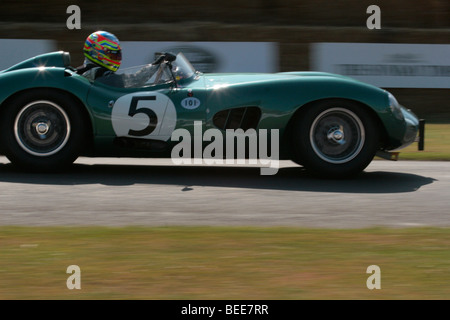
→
(291, 100, 380, 178)
(0, 90, 87, 171)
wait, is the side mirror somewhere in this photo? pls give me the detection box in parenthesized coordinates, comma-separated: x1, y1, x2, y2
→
(152, 52, 176, 65)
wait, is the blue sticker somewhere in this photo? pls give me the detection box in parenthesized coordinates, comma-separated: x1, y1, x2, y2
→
(181, 97, 201, 110)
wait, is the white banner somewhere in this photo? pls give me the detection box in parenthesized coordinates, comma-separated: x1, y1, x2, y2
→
(0, 39, 56, 71)
(311, 43, 450, 88)
(120, 41, 278, 73)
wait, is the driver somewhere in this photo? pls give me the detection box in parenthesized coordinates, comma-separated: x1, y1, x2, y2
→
(76, 31, 159, 88)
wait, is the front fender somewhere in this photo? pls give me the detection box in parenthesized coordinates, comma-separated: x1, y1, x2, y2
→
(266, 75, 407, 149)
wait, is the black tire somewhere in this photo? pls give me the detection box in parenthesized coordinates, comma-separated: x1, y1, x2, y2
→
(291, 100, 379, 178)
(0, 89, 87, 171)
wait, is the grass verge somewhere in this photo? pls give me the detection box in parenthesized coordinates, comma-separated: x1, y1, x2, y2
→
(397, 123, 450, 160)
(0, 226, 449, 299)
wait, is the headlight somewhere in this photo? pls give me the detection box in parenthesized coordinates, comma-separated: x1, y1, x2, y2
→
(387, 92, 404, 121)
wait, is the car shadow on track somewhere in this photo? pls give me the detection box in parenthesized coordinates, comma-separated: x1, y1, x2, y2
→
(0, 160, 436, 194)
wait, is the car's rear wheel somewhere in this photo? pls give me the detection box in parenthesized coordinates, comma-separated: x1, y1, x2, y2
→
(0, 90, 87, 171)
(292, 100, 379, 178)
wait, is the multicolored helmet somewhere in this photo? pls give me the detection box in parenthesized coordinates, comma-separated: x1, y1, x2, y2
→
(83, 31, 122, 72)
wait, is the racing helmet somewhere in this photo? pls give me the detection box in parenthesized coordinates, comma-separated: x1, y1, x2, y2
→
(83, 31, 122, 72)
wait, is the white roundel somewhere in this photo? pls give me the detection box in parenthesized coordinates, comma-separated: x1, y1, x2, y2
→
(181, 97, 201, 110)
(111, 92, 177, 141)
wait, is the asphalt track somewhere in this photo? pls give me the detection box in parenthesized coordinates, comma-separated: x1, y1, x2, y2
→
(0, 156, 448, 228)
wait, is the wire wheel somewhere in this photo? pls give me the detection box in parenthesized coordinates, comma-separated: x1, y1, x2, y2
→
(14, 100, 71, 157)
(291, 100, 380, 178)
(0, 89, 88, 171)
(309, 107, 365, 164)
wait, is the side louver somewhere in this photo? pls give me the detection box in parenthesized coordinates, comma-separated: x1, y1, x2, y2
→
(213, 107, 261, 131)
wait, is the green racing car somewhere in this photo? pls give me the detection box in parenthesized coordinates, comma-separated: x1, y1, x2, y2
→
(0, 50, 424, 178)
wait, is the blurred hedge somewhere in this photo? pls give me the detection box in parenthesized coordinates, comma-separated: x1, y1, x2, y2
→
(0, 0, 449, 28)
(0, 1, 449, 118)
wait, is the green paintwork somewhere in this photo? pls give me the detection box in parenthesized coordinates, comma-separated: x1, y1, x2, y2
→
(0, 51, 419, 160)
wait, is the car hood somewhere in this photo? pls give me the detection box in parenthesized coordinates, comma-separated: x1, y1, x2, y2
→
(203, 71, 358, 88)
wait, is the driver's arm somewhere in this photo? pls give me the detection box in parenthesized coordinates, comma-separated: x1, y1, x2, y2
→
(130, 63, 159, 84)
(96, 63, 159, 88)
